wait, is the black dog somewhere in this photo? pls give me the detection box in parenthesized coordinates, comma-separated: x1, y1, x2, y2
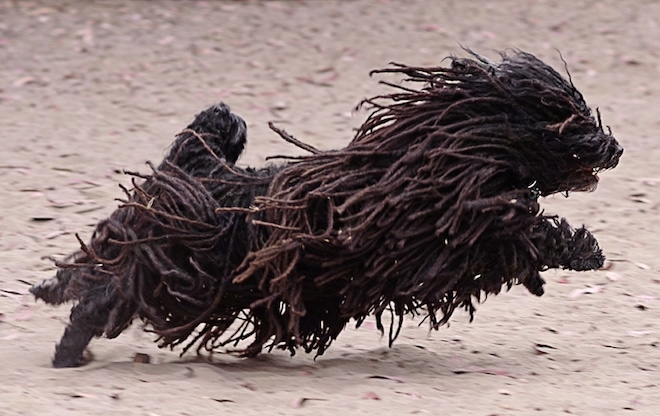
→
(32, 50, 622, 367)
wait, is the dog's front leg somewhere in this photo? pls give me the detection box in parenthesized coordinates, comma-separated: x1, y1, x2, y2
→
(531, 217, 605, 272)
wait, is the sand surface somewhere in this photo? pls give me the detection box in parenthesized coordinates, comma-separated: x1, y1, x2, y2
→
(1, 1, 659, 415)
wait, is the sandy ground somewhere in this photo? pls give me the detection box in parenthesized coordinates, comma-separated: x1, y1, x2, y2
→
(1, 0, 659, 415)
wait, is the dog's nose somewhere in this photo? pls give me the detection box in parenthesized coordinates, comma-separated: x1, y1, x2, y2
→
(614, 142, 624, 159)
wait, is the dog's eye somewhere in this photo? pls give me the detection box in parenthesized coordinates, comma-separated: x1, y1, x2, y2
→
(572, 154, 580, 160)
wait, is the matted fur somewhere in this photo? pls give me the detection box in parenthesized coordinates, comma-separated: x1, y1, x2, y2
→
(31, 50, 622, 367)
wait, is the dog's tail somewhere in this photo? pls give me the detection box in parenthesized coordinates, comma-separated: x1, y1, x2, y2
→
(164, 103, 247, 171)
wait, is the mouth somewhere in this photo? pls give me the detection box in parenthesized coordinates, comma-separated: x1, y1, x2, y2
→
(568, 142, 621, 192)
(576, 166, 602, 192)
(588, 167, 601, 190)
(552, 165, 604, 194)
(569, 135, 623, 192)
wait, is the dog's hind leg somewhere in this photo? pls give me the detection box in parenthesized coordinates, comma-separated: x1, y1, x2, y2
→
(51, 286, 120, 368)
(34, 266, 132, 368)
(30, 251, 89, 305)
(30, 269, 75, 306)
(30, 258, 113, 367)
(53, 303, 104, 367)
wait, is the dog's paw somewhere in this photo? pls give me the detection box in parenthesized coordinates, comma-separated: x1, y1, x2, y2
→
(52, 348, 92, 368)
(52, 356, 85, 368)
(567, 227, 605, 271)
(568, 252, 605, 271)
(522, 272, 545, 296)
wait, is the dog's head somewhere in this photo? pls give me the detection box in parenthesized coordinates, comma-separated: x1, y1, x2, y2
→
(469, 51, 623, 196)
(362, 50, 622, 197)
